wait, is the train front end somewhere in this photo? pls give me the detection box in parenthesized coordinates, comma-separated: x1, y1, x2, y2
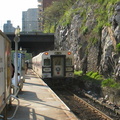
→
(42, 51, 74, 80)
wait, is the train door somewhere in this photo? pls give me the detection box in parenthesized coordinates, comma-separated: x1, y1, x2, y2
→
(51, 56, 65, 77)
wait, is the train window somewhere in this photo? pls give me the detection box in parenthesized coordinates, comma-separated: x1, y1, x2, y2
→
(66, 58, 72, 66)
(54, 57, 62, 65)
(44, 59, 50, 66)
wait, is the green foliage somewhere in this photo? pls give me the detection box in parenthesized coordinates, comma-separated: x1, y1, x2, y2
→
(86, 0, 119, 4)
(43, 0, 120, 34)
(74, 70, 83, 76)
(90, 0, 118, 36)
(116, 43, 120, 52)
(89, 37, 98, 45)
(90, 72, 100, 79)
(78, 71, 120, 89)
(75, 71, 103, 83)
(43, 0, 77, 33)
(86, 71, 103, 80)
(50, 25, 55, 33)
(93, 22, 103, 36)
(75, 71, 103, 85)
(93, 8, 109, 35)
(102, 78, 120, 89)
(72, 7, 83, 16)
(82, 26, 88, 35)
(59, 10, 73, 26)
(79, 71, 120, 89)
(44, 24, 55, 33)
(86, 0, 105, 4)
(86, 71, 94, 76)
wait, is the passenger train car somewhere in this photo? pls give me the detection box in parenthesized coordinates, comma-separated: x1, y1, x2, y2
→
(32, 51, 74, 84)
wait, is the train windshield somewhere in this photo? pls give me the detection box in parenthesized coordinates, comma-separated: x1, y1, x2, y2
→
(44, 59, 50, 66)
(66, 58, 72, 66)
(54, 57, 62, 65)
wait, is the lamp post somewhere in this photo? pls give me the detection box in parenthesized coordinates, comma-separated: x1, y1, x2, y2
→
(14, 26, 20, 95)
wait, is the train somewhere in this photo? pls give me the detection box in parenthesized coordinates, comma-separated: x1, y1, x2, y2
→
(32, 50, 74, 85)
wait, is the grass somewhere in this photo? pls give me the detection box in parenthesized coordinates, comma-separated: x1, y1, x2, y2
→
(74, 70, 83, 76)
(102, 78, 120, 89)
(74, 71, 120, 89)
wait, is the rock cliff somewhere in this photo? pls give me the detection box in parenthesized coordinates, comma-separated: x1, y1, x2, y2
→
(54, 1, 120, 81)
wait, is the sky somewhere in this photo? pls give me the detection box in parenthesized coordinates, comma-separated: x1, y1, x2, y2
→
(0, 0, 38, 31)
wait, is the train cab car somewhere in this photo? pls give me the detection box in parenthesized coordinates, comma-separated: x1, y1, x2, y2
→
(32, 51, 74, 84)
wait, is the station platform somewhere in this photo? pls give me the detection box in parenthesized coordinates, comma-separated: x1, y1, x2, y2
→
(8, 69, 78, 120)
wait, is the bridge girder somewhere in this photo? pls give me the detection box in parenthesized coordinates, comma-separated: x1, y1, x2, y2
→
(6, 33, 54, 56)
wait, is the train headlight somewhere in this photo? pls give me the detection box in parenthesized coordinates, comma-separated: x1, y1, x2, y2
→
(44, 52, 48, 55)
(67, 52, 71, 55)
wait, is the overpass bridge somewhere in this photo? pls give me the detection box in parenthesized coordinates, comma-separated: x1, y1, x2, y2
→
(6, 32, 54, 56)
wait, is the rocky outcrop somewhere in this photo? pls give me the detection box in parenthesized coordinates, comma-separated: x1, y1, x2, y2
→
(54, 1, 120, 80)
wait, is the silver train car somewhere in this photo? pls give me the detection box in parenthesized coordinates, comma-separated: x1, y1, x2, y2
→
(32, 51, 74, 84)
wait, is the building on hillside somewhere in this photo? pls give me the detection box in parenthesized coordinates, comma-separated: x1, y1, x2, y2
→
(22, 8, 39, 32)
(38, 0, 59, 31)
(3, 20, 15, 33)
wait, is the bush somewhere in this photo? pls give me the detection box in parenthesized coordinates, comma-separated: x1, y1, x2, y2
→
(86, 71, 94, 76)
(74, 70, 83, 76)
(86, 71, 103, 80)
(116, 43, 120, 52)
(102, 78, 120, 89)
(90, 72, 100, 78)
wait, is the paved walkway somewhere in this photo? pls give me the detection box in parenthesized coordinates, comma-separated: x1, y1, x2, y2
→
(7, 69, 78, 120)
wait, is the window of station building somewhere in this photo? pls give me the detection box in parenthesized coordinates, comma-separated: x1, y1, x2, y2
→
(44, 59, 50, 66)
(66, 58, 72, 66)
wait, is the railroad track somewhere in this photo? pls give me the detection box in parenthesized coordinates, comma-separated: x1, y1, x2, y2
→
(53, 87, 117, 120)
(73, 93, 113, 120)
